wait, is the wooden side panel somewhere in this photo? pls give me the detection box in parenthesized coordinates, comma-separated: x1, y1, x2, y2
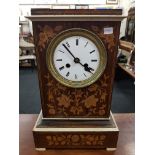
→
(33, 20, 121, 118)
(33, 131, 119, 149)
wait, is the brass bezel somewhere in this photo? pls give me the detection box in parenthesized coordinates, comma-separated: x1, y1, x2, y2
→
(46, 28, 107, 88)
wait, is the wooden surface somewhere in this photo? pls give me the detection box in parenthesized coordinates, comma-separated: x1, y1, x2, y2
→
(119, 40, 134, 52)
(19, 114, 134, 155)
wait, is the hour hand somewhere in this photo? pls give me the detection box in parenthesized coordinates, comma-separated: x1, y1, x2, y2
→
(89, 67, 94, 71)
(83, 64, 93, 74)
(84, 63, 94, 72)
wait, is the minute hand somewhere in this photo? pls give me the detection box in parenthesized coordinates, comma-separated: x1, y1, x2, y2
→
(62, 43, 93, 74)
(62, 44, 75, 59)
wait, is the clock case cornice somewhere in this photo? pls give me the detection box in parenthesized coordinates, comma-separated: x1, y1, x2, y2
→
(26, 15, 126, 22)
(26, 9, 126, 22)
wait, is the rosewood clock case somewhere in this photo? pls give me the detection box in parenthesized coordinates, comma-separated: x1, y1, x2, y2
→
(30, 9, 122, 119)
(27, 9, 125, 150)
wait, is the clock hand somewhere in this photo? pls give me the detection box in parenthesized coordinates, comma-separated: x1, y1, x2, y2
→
(84, 66, 93, 74)
(89, 67, 94, 71)
(84, 63, 94, 71)
(62, 44, 93, 74)
(72, 57, 93, 74)
(62, 44, 81, 64)
(79, 62, 93, 74)
(62, 44, 76, 59)
(74, 60, 92, 73)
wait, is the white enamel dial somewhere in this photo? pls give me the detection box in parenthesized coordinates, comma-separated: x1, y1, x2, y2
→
(53, 36, 100, 81)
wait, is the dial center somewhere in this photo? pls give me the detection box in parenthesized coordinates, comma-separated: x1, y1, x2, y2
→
(74, 57, 80, 63)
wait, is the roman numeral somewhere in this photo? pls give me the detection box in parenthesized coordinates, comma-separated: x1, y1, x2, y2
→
(90, 50, 95, 54)
(56, 59, 62, 61)
(66, 42, 70, 48)
(84, 41, 88, 47)
(91, 59, 98, 62)
(66, 72, 70, 77)
(58, 50, 64, 53)
(76, 39, 79, 46)
(75, 74, 77, 79)
(59, 66, 64, 71)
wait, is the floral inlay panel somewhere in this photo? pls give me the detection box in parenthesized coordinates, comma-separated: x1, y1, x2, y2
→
(46, 134, 106, 146)
(44, 73, 109, 117)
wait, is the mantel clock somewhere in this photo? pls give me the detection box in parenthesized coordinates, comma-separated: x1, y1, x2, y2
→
(27, 9, 125, 151)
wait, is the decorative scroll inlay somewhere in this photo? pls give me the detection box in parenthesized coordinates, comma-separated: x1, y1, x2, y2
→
(46, 134, 106, 146)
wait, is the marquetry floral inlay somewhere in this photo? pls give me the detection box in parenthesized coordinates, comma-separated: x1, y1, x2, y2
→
(35, 24, 115, 118)
(46, 134, 106, 146)
(44, 73, 109, 117)
(37, 25, 63, 52)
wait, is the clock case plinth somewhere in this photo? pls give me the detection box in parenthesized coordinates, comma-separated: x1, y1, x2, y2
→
(27, 9, 125, 150)
(33, 111, 119, 150)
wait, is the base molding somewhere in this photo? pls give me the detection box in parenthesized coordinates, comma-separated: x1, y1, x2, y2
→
(33, 112, 119, 150)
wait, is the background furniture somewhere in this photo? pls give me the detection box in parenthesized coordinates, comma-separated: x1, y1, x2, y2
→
(19, 37, 36, 67)
(118, 7, 135, 79)
(124, 7, 135, 43)
(19, 21, 36, 67)
(118, 40, 135, 78)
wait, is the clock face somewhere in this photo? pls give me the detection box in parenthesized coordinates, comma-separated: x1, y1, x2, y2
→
(54, 36, 99, 82)
(47, 28, 107, 88)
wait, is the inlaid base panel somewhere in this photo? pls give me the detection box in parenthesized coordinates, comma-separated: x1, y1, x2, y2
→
(33, 112, 119, 149)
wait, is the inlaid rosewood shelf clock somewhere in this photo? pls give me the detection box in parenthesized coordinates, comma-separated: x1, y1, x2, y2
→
(26, 9, 125, 151)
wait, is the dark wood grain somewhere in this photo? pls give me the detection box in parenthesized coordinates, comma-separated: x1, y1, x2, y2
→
(33, 132, 118, 149)
(31, 9, 122, 15)
(19, 114, 135, 155)
(32, 9, 121, 118)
